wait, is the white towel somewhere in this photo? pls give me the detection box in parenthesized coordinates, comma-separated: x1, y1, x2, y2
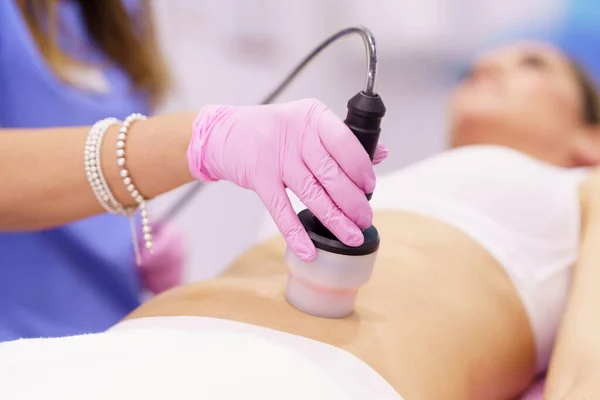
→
(0, 317, 402, 400)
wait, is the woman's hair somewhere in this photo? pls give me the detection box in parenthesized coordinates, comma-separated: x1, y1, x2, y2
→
(17, 0, 170, 107)
(569, 60, 600, 125)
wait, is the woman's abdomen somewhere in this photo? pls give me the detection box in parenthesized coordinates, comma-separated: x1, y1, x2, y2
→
(129, 211, 537, 398)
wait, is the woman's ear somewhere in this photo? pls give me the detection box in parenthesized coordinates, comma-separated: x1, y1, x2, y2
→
(572, 128, 600, 167)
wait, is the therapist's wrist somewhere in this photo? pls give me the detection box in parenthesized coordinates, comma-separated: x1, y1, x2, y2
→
(101, 111, 197, 207)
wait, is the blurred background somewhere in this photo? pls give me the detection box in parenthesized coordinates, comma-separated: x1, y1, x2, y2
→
(149, 0, 568, 280)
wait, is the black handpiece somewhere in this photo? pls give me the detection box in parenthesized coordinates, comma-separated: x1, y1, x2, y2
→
(298, 90, 386, 255)
(344, 91, 386, 200)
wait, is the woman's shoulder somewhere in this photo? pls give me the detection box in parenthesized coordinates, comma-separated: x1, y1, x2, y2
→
(580, 167, 600, 207)
(580, 165, 600, 188)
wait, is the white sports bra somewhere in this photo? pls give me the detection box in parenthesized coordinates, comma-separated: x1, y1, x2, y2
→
(370, 145, 586, 283)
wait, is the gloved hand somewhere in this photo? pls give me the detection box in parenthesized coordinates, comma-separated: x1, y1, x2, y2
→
(137, 220, 187, 294)
(187, 99, 388, 262)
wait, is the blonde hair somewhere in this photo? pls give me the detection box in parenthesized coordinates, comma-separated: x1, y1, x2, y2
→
(17, 0, 170, 107)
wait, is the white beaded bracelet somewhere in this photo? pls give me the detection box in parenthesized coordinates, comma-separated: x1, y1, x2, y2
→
(85, 118, 132, 215)
(117, 113, 153, 262)
(85, 115, 152, 266)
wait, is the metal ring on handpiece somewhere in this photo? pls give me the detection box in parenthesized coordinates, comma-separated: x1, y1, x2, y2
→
(159, 26, 380, 223)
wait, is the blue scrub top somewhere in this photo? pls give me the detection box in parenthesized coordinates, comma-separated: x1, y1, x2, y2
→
(0, 1, 150, 341)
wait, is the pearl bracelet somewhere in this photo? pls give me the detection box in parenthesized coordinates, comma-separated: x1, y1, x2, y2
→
(85, 118, 132, 215)
(117, 113, 153, 261)
(85, 115, 153, 266)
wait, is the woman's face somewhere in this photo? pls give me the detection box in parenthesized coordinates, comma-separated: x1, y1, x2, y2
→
(449, 42, 600, 167)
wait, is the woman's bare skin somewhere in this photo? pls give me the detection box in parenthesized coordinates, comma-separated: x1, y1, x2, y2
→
(126, 211, 535, 400)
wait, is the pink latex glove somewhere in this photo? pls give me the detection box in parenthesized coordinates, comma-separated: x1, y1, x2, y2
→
(137, 220, 187, 295)
(187, 99, 388, 262)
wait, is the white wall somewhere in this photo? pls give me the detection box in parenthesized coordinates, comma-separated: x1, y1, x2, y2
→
(149, 0, 565, 280)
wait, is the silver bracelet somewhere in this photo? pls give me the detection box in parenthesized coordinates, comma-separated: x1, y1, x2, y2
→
(85, 118, 130, 215)
(117, 113, 153, 263)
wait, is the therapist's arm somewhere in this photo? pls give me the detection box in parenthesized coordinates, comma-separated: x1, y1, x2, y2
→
(544, 170, 600, 399)
(0, 112, 196, 231)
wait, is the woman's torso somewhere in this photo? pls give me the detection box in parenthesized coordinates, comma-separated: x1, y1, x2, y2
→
(254, 144, 586, 370)
(128, 211, 536, 399)
(367, 144, 586, 371)
(0, 0, 148, 340)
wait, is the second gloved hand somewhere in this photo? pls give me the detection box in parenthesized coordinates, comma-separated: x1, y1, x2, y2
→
(138, 220, 186, 295)
(187, 99, 388, 262)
